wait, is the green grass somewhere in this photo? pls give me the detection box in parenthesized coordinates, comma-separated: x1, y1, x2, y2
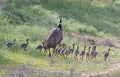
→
(0, 0, 120, 76)
(39, 0, 120, 37)
(0, 25, 120, 76)
(1, 0, 120, 37)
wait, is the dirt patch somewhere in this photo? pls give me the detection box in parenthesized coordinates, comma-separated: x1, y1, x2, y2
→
(1, 62, 119, 77)
(81, 62, 120, 77)
(63, 31, 119, 48)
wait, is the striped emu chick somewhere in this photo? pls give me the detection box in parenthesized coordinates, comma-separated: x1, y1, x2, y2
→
(54, 44, 62, 55)
(104, 48, 111, 61)
(90, 45, 96, 59)
(36, 42, 47, 53)
(60, 43, 66, 56)
(93, 50, 98, 59)
(42, 42, 48, 53)
(62, 44, 69, 59)
(80, 45, 86, 61)
(93, 46, 98, 59)
(69, 43, 75, 58)
(21, 38, 29, 51)
(6, 39, 16, 49)
(56, 44, 63, 55)
(62, 44, 71, 59)
(91, 45, 98, 60)
(36, 44, 43, 52)
(74, 46, 79, 60)
(64, 47, 70, 59)
(86, 46, 91, 61)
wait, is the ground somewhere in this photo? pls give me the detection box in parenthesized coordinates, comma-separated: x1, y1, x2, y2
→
(0, 31, 120, 77)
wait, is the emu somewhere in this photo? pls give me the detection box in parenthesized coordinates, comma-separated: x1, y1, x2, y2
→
(104, 48, 111, 61)
(69, 43, 75, 58)
(74, 46, 79, 60)
(64, 48, 70, 59)
(90, 45, 99, 60)
(70, 44, 75, 54)
(21, 38, 29, 51)
(44, 16, 63, 57)
(90, 45, 96, 59)
(61, 44, 70, 59)
(86, 46, 91, 61)
(36, 44, 43, 52)
(60, 43, 66, 55)
(55, 44, 62, 55)
(6, 39, 16, 49)
(80, 45, 86, 61)
(36, 42, 47, 53)
(56, 44, 63, 55)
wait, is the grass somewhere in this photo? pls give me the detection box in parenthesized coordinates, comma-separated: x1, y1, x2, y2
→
(1, 0, 120, 37)
(39, 0, 120, 36)
(0, 24, 120, 76)
(0, 0, 120, 76)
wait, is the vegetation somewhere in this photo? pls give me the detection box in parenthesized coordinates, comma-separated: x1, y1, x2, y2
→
(0, 0, 120, 76)
(1, 0, 120, 37)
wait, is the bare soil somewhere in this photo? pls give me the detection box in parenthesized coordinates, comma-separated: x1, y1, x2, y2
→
(63, 31, 120, 48)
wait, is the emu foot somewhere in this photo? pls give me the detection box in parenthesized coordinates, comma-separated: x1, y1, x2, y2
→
(49, 53, 51, 57)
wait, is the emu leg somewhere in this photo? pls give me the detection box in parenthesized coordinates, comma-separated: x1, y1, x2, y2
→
(88, 55, 90, 60)
(104, 57, 107, 61)
(24, 48, 26, 51)
(52, 47, 56, 56)
(48, 49, 51, 57)
(86, 56, 88, 61)
(10, 46, 12, 49)
(40, 49, 42, 52)
(82, 55, 84, 61)
(44, 48, 47, 54)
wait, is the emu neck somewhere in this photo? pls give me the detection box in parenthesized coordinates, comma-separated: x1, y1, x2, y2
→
(89, 48, 91, 52)
(58, 24, 62, 30)
(108, 49, 110, 53)
(43, 42, 45, 47)
(73, 44, 75, 50)
(27, 40, 29, 45)
(59, 18, 62, 23)
(13, 40, 15, 44)
(64, 45, 66, 48)
(77, 46, 79, 51)
(84, 47, 86, 51)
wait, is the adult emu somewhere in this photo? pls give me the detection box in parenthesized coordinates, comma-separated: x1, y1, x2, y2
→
(44, 16, 63, 57)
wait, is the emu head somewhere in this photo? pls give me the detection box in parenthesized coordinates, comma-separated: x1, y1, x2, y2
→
(57, 15, 62, 30)
(88, 46, 91, 51)
(13, 39, 16, 43)
(108, 48, 111, 52)
(59, 15, 62, 23)
(26, 38, 29, 41)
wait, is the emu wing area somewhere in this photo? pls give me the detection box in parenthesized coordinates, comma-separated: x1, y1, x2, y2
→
(45, 28, 63, 48)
